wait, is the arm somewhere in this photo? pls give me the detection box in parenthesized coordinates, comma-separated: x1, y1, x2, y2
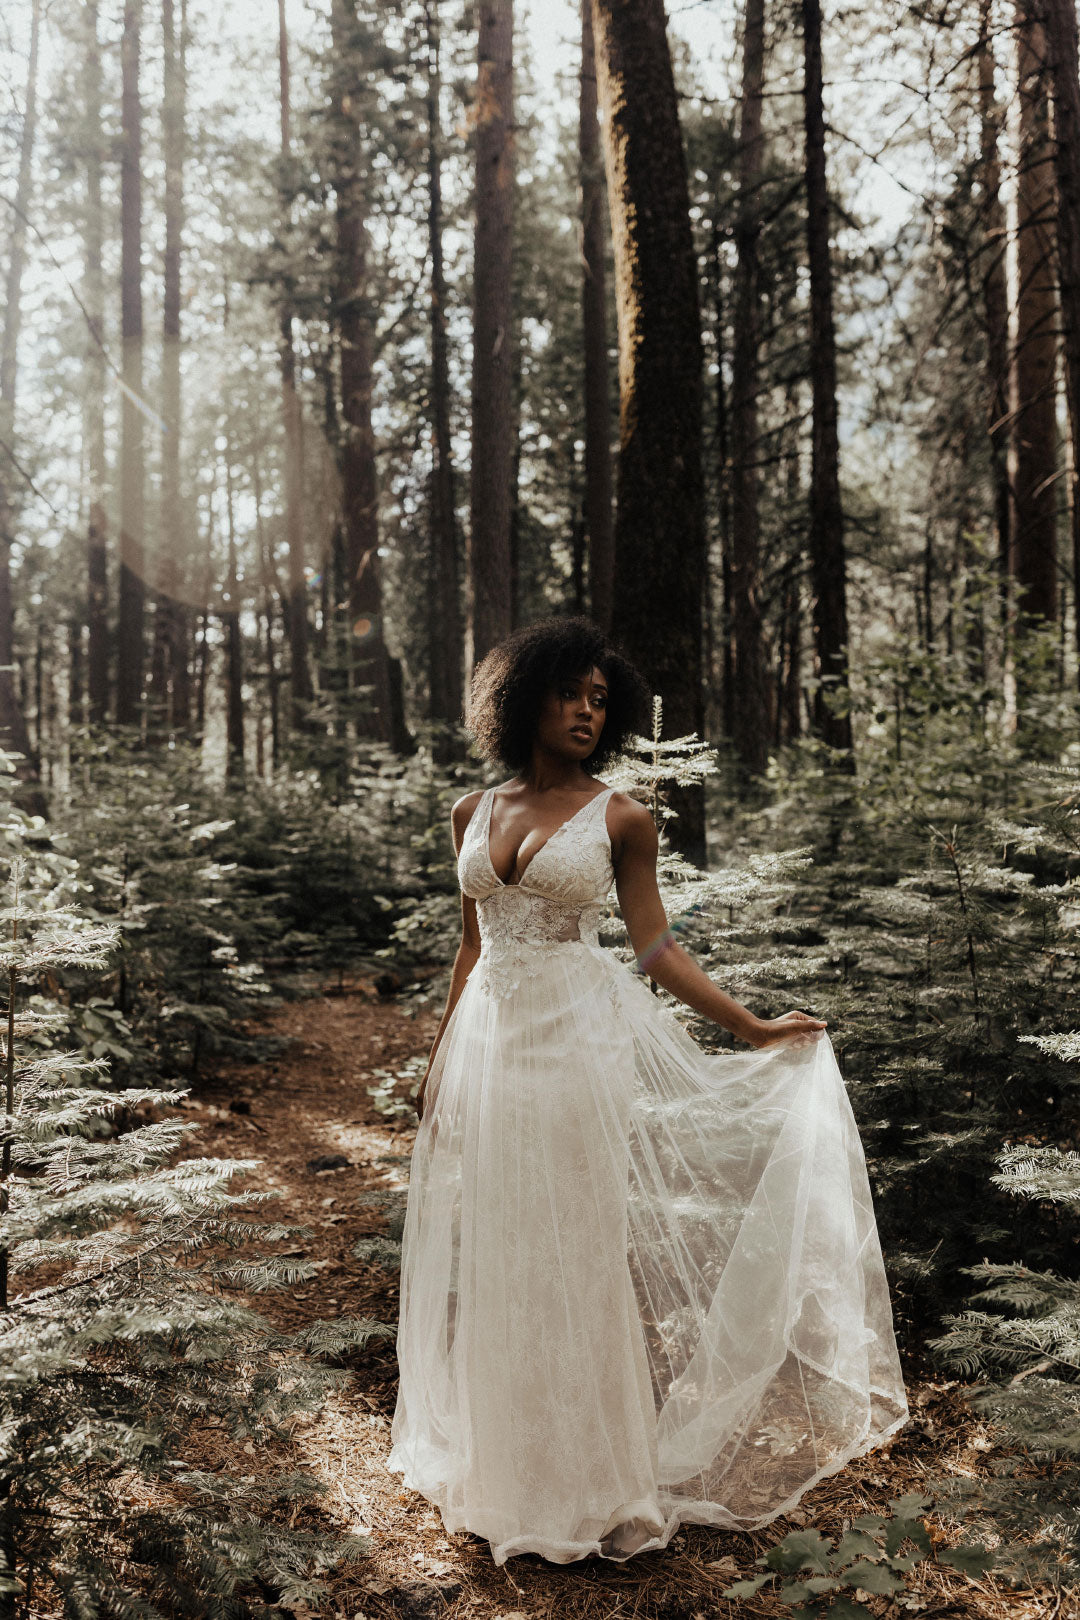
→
(611, 796, 826, 1049)
(415, 794, 484, 1120)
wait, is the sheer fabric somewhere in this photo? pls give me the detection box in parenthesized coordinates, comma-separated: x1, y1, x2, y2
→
(386, 784, 908, 1566)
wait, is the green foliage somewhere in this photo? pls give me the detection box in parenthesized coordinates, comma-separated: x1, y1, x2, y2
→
(931, 1082, 1080, 1573)
(0, 859, 385, 1616)
(721, 1495, 991, 1617)
(55, 738, 464, 1080)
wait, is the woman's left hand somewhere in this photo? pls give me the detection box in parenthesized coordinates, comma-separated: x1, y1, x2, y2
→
(747, 1010, 828, 1048)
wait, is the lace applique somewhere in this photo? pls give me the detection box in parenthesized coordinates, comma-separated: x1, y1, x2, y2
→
(474, 891, 602, 1000)
(456, 783, 616, 1000)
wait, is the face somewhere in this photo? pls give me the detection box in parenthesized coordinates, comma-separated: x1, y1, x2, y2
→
(535, 666, 609, 760)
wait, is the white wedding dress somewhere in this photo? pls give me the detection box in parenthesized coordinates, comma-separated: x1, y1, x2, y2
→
(386, 784, 908, 1566)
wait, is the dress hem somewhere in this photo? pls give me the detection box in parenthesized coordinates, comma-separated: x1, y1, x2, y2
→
(385, 1408, 909, 1568)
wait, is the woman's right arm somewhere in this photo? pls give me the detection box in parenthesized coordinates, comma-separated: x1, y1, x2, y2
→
(415, 793, 484, 1121)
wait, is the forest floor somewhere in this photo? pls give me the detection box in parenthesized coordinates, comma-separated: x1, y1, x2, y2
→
(186, 979, 1068, 1620)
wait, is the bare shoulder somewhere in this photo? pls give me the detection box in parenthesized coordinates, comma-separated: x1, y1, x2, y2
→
(450, 787, 487, 854)
(606, 790, 658, 859)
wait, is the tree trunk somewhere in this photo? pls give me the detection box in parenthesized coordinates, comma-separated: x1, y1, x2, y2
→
(84, 0, 109, 727)
(729, 0, 769, 779)
(467, 0, 515, 675)
(331, 0, 396, 747)
(1009, 1, 1059, 628)
(251, 446, 281, 772)
(782, 379, 803, 741)
(278, 0, 313, 730)
(1042, 0, 1080, 682)
(801, 0, 853, 759)
(117, 0, 146, 729)
(149, 0, 189, 735)
(222, 439, 244, 782)
(580, 0, 614, 631)
(591, 0, 707, 863)
(424, 0, 464, 727)
(0, 0, 46, 814)
(977, 0, 1011, 629)
(709, 186, 735, 744)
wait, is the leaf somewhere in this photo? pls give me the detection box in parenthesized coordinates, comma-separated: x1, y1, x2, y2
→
(937, 1544, 997, 1577)
(778, 1577, 839, 1602)
(837, 1559, 905, 1596)
(830, 1530, 883, 1567)
(764, 1529, 834, 1574)
(721, 1575, 774, 1599)
(827, 1600, 877, 1620)
(884, 1514, 932, 1557)
(888, 1551, 927, 1574)
(888, 1492, 934, 1517)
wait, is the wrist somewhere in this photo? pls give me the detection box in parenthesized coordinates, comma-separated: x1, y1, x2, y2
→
(730, 1010, 762, 1045)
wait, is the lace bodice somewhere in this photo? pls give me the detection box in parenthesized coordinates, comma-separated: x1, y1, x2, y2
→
(458, 784, 617, 998)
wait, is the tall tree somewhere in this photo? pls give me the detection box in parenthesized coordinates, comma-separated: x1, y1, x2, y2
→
(579, 0, 614, 630)
(424, 0, 464, 729)
(801, 0, 852, 758)
(1042, 0, 1080, 681)
(83, 0, 109, 726)
(976, 0, 1011, 623)
(116, 0, 146, 728)
(467, 0, 515, 676)
(729, 0, 769, 778)
(0, 0, 46, 814)
(222, 435, 244, 782)
(150, 0, 190, 734)
(277, 0, 314, 730)
(591, 0, 707, 862)
(330, 0, 395, 745)
(1009, 1, 1058, 629)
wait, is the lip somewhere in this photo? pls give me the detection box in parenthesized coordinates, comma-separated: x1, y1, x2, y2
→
(570, 727, 593, 742)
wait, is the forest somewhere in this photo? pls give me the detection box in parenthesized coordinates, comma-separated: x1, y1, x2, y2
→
(2, 0, 1080, 1612)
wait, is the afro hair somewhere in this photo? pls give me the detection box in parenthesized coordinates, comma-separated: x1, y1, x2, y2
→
(465, 616, 650, 774)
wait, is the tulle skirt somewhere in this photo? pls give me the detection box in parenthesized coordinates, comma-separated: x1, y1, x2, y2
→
(386, 941, 908, 1566)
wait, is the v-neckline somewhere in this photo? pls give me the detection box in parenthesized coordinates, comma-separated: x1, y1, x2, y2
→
(484, 783, 611, 890)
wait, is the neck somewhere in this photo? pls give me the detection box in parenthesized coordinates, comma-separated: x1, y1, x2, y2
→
(519, 749, 594, 794)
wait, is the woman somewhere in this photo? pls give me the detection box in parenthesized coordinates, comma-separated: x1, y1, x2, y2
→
(387, 617, 907, 1567)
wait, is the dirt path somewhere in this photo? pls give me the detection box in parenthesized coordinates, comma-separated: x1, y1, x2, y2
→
(190, 982, 1056, 1620)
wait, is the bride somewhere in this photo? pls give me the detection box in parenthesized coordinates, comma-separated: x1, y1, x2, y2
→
(387, 617, 908, 1567)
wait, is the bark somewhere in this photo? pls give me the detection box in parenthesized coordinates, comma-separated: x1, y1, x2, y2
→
(0, 0, 46, 814)
(149, 0, 189, 734)
(467, 0, 515, 675)
(781, 380, 803, 741)
(709, 188, 735, 743)
(84, 0, 109, 725)
(1009, 1, 1059, 627)
(801, 0, 853, 758)
(331, 0, 397, 746)
(251, 447, 280, 771)
(424, 0, 464, 726)
(117, 0, 146, 729)
(222, 440, 244, 782)
(591, 0, 707, 863)
(580, 0, 614, 630)
(69, 617, 84, 726)
(278, 0, 313, 728)
(729, 0, 769, 778)
(977, 0, 1011, 624)
(1041, 0, 1080, 680)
